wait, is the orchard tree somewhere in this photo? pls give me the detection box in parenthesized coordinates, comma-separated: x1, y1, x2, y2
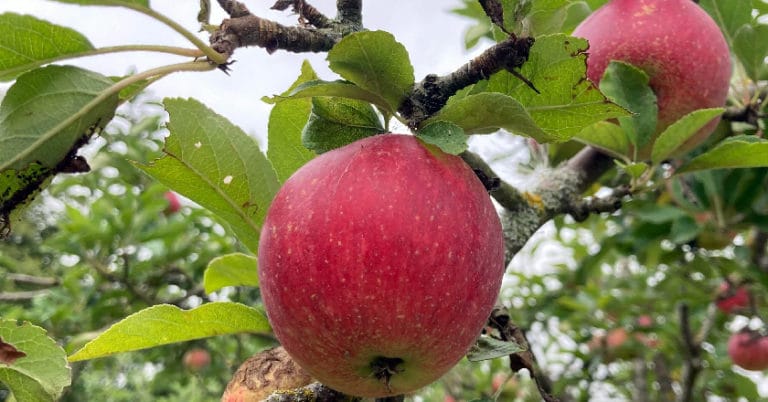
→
(1, 0, 768, 401)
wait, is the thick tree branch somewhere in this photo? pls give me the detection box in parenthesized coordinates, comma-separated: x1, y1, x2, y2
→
(464, 146, 620, 264)
(211, 0, 364, 59)
(399, 35, 535, 128)
(263, 382, 360, 401)
(210, 15, 341, 57)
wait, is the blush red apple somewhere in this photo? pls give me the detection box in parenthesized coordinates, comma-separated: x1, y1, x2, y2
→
(728, 330, 768, 371)
(715, 282, 750, 314)
(258, 134, 504, 397)
(573, 0, 731, 158)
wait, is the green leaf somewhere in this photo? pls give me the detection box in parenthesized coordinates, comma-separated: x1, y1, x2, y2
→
(733, 23, 768, 82)
(416, 121, 468, 155)
(327, 30, 414, 112)
(110, 75, 154, 103)
(0, 65, 117, 225)
(616, 161, 649, 180)
(0, 13, 94, 81)
(651, 108, 724, 164)
(634, 205, 688, 224)
(466, 336, 526, 362)
(487, 34, 628, 142)
(730, 372, 760, 401)
(266, 60, 318, 183)
(137, 98, 280, 252)
(599, 61, 657, 149)
(0, 320, 70, 402)
(203, 253, 259, 294)
(698, 0, 752, 48)
(302, 97, 385, 154)
(68, 302, 270, 362)
(575, 121, 629, 159)
(286, 79, 394, 116)
(677, 136, 768, 174)
(428, 92, 550, 140)
(670, 215, 700, 244)
(525, 0, 573, 36)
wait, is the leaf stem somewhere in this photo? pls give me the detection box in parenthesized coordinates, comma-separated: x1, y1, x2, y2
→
(12, 60, 216, 171)
(2, 45, 204, 80)
(106, 1, 227, 64)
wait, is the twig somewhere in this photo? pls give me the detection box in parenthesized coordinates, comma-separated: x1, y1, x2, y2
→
(633, 358, 649, 402)
(210, 0, 364, 59)
(336, 0, 362, 27)
(272, 0, 333, 28)
(0, 289, 49, 302)
(6, 273, 59, 287)
(488, 306, 559, 402)
(399, 35, 536, 128)
(652, 353, 675, 402)
(210, 15, 341, 57)
(751, 229, 768, 273)
(463, 146, 619, 264)
(678, 303, 702, 402)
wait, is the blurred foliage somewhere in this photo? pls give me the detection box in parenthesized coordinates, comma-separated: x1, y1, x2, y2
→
(0, 97, 275, 401)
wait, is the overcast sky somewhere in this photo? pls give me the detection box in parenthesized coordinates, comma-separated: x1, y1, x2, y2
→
(1, 0, 481, 141)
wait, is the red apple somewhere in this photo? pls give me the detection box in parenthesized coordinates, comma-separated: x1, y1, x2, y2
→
(715, 282, 750, 314)
(728, 330, 768, 371)
(491, 373, 506, 393)
(573, 0, 731, 158)
(636, 315, 653, 328)
(258, 134, 504, 397)
(182, 348, 210, 371)
(164, 191, 181, 214)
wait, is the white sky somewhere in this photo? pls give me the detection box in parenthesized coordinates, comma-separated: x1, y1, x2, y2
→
(0, 0, 481, 143)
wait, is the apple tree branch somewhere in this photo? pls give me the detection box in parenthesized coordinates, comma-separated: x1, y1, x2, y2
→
(207, 2, 628, 401)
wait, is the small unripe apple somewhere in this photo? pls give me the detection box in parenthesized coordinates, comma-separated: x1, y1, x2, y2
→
(164, 191, 181, 214)
(258, 134, 505, 397)
(573, 0, 731, 158)
(727, 330, 768, 371)
(182, 348, 210, 371)
(715, 282, 750, 314)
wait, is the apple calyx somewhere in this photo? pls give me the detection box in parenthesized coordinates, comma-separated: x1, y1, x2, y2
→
(371, 356, 405, 392)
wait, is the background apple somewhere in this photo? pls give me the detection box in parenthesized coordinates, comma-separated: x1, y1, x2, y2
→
(715, 282, 751, 314)
(182, 348, 210, 371)
(727, 330, 768, 371)
(572, 0, 731, 158)
(258, 134, 505, 397)
(164, 191, 182, 215)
